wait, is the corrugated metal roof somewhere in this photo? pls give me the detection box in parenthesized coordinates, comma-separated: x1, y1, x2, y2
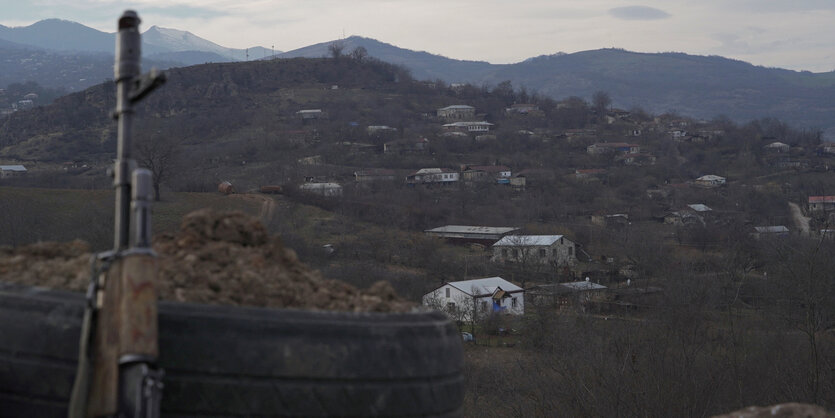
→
(493, 235, 564, 247)
(687, 204, 712, 212)
(425, 225, 519, 235)
(447, 277, 523, 296)
(0, 165, 26, 171)
(438, 105, 474, 110)
(411, 167, 456, 175)
(561, 281, 607, 291)
(464, 165, 511, 173)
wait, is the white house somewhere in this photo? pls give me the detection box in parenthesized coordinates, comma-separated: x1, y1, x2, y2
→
(491, 235, 576, 266)
(406, 168, 459, 185)
(764, 141, 790, 152)
(437, 105, 475, 121)
(442, 121, 493, 133)
(296, 109, 323, 120)
(422, 277, 524, 321)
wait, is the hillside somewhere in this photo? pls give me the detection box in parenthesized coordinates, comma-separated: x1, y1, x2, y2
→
(485, 49, 835, 131)
(281, 38, 835, 134)
(1, 20, 833, 134)
(279, 36, 496, 82)
(2, 55, 835, 416)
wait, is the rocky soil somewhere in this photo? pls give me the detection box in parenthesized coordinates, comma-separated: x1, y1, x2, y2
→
(0, 209, 415, 313)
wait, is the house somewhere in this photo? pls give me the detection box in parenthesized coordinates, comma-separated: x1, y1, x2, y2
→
(817, 143, 835, 155)
(406, 168, 459, 185)
(422, 277, 524, 321)
(505, 103, 540, 115)
(299, 182, 343, 197)
(764, 142, 790, 153)
(527, 281, 608, 312)
(668, 130, 688, 140)
(437, 105, 475, 121)
(687, 204, 712, 213)
(509, 174, 527, 190)
(590, 213, 629, 228)
(460, 165, 512, 183)
(296, 109, 323, 120)
(752, 226, 789, 239)
(492, 235, 577, 266)
(424, 225, 520, 245)
(773, 159, 807, 169)
(808, 196, 835, 212)
(0, 165, 27, 178)
(618, 153, 656, 166)
(586, 142, 640, 155)
(15, 100, 34, 110)
(367, 125, 397, 135)
(353, 168, 398, 183)
(694, 174, 726, 188)
(443, 121, 493, 133)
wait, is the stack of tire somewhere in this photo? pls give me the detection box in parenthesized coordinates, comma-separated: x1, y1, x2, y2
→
(0, 283, 464, 417)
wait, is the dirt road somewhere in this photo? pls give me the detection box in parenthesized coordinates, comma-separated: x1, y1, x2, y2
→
(230, 193, 277, 223)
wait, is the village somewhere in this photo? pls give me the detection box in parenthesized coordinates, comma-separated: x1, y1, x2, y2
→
(0, 47, 833, 416)
(231, 98, 835, 334)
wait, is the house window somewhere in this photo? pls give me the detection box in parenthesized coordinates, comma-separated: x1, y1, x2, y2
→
(446, 302, 455, 311)
(481, 301, 488, 312)
(445, 288, 450, 298)
(502, 249, 508, 257)
(568, 247, 574, 256)
(539, 249, 546, 257)
(513, 249, 519, 258)
(511, 297, 518, 308)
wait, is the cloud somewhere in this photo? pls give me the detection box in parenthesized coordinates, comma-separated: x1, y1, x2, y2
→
(608, 6, 670, 21)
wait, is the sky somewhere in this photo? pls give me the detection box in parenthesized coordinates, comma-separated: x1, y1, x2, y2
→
(1, 0, 834, 73)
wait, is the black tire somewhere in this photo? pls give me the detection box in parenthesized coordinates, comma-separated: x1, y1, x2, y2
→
(0, 282, 464, 417)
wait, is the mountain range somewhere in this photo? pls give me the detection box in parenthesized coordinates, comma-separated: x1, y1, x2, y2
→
(1, 19, 834, 137)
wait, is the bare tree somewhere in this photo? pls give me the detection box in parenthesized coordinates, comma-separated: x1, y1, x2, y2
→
(328, 41, 345, 60)
(350, 46, 368, 62)
(135, 134, 180, 201)
(592, 90, 612, 116)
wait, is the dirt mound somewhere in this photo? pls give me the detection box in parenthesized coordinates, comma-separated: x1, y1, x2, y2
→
(0, 209, 414, 313)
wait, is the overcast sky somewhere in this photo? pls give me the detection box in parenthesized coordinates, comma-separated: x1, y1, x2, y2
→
(1, 0, 833, 72)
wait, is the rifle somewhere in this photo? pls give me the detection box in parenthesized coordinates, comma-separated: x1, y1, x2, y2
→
(69, 10, 166, 418)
